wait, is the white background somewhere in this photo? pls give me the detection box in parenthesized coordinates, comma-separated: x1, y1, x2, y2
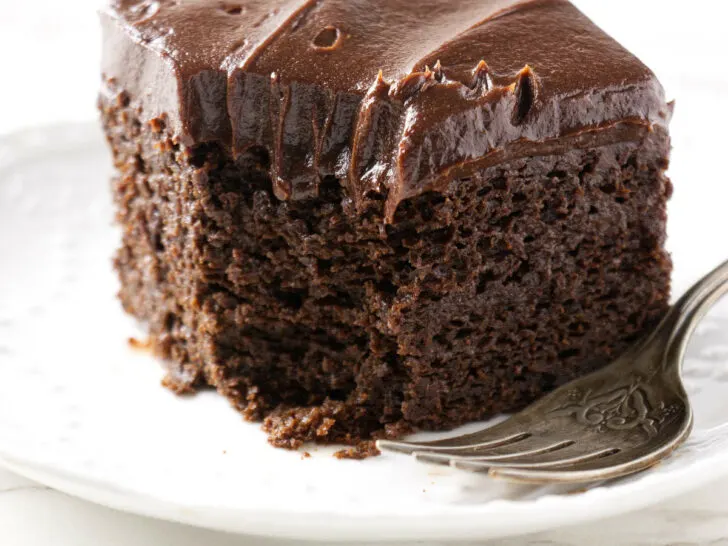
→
(1, 0, 728, 544)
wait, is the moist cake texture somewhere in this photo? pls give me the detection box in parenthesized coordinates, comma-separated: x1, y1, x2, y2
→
(100, 0, 673, 451)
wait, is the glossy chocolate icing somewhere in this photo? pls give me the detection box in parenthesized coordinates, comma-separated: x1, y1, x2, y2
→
(101, 0, 671, 219)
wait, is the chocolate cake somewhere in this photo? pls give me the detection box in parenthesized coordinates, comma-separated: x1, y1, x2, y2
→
(99, 0, 673, 452)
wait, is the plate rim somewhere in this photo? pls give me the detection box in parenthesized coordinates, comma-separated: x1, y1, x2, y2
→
(1, 445, 726, 541)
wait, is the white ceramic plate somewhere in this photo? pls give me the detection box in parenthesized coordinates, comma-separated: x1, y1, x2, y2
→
(0, 121, 727, 542)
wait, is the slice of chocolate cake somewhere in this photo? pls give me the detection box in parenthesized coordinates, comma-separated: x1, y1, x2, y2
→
(99, 0, 673, 452)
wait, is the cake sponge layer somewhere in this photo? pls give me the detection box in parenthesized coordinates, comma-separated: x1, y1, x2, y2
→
(101, 85, 671, 450)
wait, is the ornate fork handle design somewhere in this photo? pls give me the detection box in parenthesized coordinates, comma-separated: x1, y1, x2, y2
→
(551, 384, 656, 432)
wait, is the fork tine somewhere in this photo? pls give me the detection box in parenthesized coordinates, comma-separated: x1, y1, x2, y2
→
(376, 430, 530, 455)
(452, 448, 621, 472)
(484, 454, 634, 484)
(413, 452, 451, 465)
(483, 429, 688, 483)
(413, 439, 576, 464)
(486, 466, 608, 484)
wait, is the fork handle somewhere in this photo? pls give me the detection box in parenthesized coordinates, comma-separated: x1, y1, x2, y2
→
(663, 259, 728, 373)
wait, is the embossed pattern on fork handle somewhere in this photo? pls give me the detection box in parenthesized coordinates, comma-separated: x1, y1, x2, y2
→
(377, 260, 728, 484)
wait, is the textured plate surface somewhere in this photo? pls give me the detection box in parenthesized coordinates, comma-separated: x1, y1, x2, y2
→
(0, 122, 727, 542)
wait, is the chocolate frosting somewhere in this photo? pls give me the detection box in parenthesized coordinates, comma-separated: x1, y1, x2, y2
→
(101, 0, 671, 219)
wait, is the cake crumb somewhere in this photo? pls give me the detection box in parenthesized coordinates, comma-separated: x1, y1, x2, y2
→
(127, 337, 152, 351)
(333, 441, 381, 460)
(161, 373, 197, 395)
(301, 451, 311, 459)
(263, 400, 348, 449)
(565, 486, 589, 495)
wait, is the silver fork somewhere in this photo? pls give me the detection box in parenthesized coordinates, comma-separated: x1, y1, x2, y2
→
(377, 260, 728, 484)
